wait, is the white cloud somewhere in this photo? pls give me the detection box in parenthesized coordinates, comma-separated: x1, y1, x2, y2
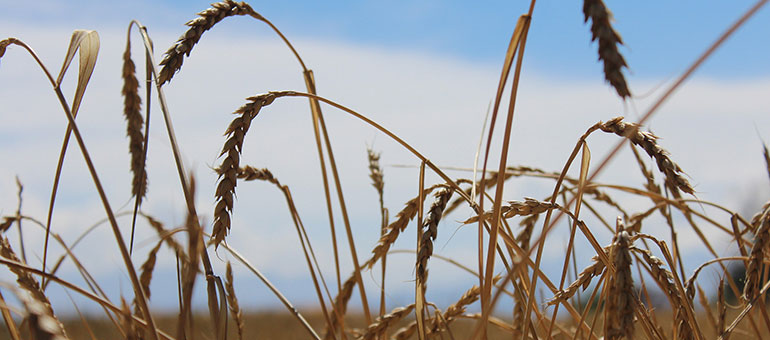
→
(0, 21, 768, 313)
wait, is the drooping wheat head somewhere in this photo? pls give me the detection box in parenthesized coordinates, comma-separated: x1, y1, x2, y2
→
(599, 117, 694, 197)
(357, 304, 415, 340)
(582, 0, 630, 98)
(212, 93, 277, 247)
(158, 0, 257, 85)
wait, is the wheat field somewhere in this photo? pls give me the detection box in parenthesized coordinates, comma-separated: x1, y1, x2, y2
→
(1, 1, 770, 339)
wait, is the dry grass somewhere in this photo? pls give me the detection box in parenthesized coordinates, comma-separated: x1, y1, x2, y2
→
(1, 1, 769, 340)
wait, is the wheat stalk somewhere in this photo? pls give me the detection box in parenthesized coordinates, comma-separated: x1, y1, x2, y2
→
(599, 117, 694, 197)
(212, 93, 278, 247)
(583, 0, 630, 98)
(158, 0, 257, 84)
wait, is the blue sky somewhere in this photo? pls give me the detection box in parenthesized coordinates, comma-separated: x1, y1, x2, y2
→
(4, 1, 769, 80)
(1, 0, 769, 315)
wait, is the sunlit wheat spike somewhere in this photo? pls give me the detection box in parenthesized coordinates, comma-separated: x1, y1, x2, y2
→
(211, 93, 278, 248)
(547, 254, 606, 305)
(368, 184, 442, 269)
(416, 186, 453, 286)
(462, 197, 558, 224)
(583, 0, 630, 98)
(600, 117, 694, 197)
(605, 221, 634, 340)
(357, 304, 415, 340)
(158, 0, 256, 84)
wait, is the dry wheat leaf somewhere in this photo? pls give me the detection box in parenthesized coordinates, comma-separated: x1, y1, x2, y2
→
(56, 30, 99, 116)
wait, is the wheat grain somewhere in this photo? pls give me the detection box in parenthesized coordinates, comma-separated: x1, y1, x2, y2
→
(225, 262, 244, 340)
(324, 273, 356, 340)
(600, 117, 694, 197)
(744, 203, 769, 301)
(717, 277, 727, 340)
(212, 93, 277, 247)
(0, 237, 67, 339)
(416, 186, 453, 287)
(357, 304, 415, 340)
(368, 184, 441, 269)
(16, 289, 68, 340)
(121, 38, 147, 199)
(547, 253, 607, 305)
(158, 0, 256, 84)
(136, 240, 162, 308)
(367, 148, 384, 198)
(633, 247, 694, 340)
(231, 165, 279, 185)
(605, 226, 634, 340)
(121, 297, 140, 340)
(143, 215, 185, 256)
(462, 197, 558, 224)
(583, 0, 630, 98)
